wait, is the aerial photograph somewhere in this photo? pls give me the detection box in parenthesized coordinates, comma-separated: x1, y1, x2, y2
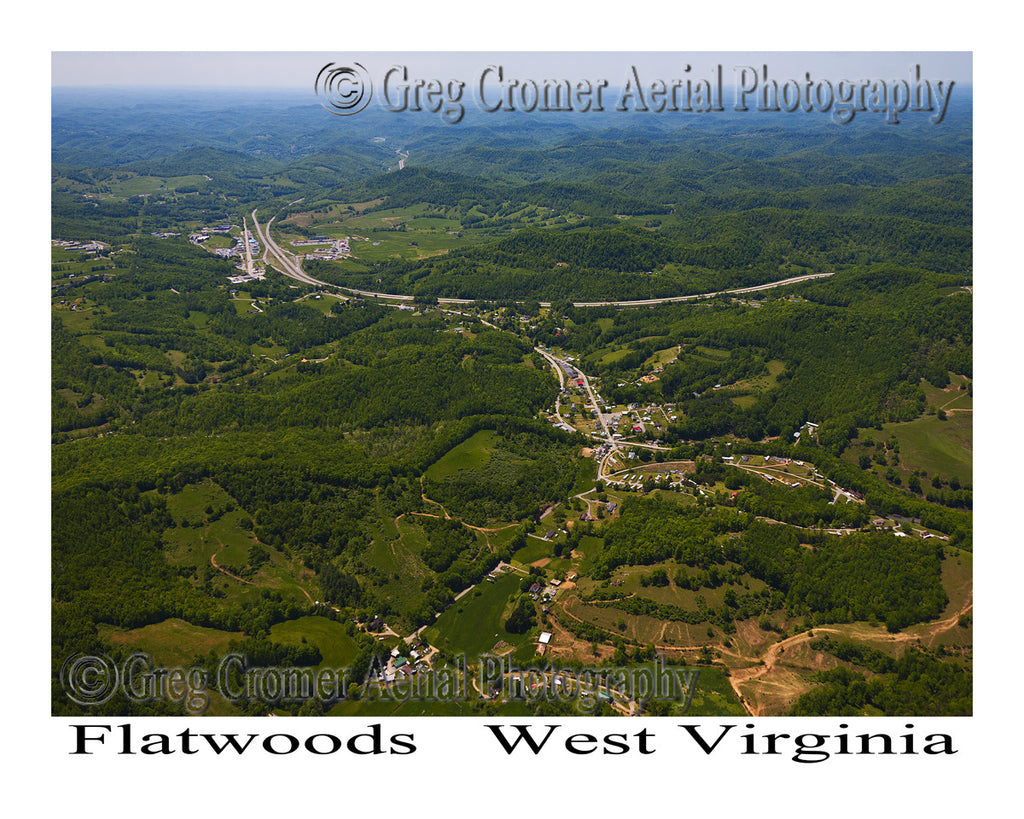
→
(51, 51, 973, 721)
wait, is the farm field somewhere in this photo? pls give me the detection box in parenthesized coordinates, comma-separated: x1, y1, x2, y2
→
(883, 411, 973, 482)
(423, 572, 535, 661)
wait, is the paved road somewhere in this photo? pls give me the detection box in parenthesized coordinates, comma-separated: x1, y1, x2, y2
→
(250, 208, 833, 307)
(242, 217, 254, 275)
(536, 348, 612, 442)
(569, 273, 834, 307)
(535, 347, 670, 480)
(250, 210, 326, 287)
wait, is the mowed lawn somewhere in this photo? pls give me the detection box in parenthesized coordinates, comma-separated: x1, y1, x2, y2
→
(423, 572, 529, 660)
(512, 536, 557, 566)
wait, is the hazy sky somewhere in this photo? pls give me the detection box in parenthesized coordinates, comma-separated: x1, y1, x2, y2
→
(52, 51, 972, 89)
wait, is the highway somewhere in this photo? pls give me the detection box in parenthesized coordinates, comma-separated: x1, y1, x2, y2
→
(242, 217, 254, 275)
(250, 210, 328, 288)
(249, 208, 833, 307)
(568, 272, 834, 307)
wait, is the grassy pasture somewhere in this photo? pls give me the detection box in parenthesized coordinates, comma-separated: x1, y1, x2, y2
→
(572, 534, 606, 574)
(919, 373, 972, 409)
(598, 347, 634, 366)
(876, 412, 972, 481)
(643, 346, 681, 368)
(54, 301, 101, 332)
(102, 174, 211, 198)
(99, 618, 241, 667)
(513, 536, 557, 566)
(424, 429, 502, 481)
(284, 202, 472, 265)
(161, 481, 314, 604)
(363, 520, 433, 617)
(678, 666, 747, 716)
(423, 572, 529, 660)
(269, 616, 361, 668)
(845, 373, 972, 482)
(164, 479, 234, 525)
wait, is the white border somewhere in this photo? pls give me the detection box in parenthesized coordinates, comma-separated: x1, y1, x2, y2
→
(15, 1, 1016, 813)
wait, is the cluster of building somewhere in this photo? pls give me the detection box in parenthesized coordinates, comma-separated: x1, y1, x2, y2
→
(295, 236, 351, 261)
(375, 645, 431, 683)
(605, 471, 690, 491)
(227, 271, 266, 285)
(53, 238, 109, 253)
(189, 226, 234, 244)
(794, 421, 819, 440)
(527, 577, 563, 603)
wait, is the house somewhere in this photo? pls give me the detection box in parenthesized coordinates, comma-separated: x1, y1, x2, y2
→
(538, 632, 552, 645)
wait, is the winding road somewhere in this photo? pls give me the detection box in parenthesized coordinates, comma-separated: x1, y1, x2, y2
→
(249, 208, 833, 308)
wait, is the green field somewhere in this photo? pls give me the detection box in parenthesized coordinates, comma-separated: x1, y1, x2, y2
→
(281, 203, 475, 265)
(512, 535, 558, 566)
(425, 429, 502, 481)
(846, 374, 973, 482)
(423, 572, 532, 660)
(563, 595, 722, 647)
(643, 346, 681, 368)
(598, 347, 635, 365)
(99, 618, 241, 667)
(684, 666, 748, 716)
(269, 616, 361, 668)
(694, 346, 730, 360)
(882, 412, 972, 481)
(161, 480, 315, 605)
(848, 406, 973, 486)
(362, 516, 434, 616)
(99, 174, 212, 198)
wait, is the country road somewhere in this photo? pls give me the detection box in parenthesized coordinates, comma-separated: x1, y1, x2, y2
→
(533, 346, 671, 481)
